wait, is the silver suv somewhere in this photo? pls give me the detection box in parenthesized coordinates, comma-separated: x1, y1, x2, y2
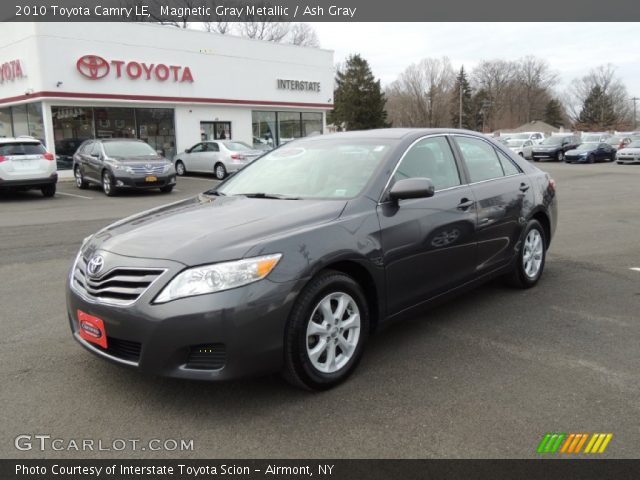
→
(0, 137, 57, 197)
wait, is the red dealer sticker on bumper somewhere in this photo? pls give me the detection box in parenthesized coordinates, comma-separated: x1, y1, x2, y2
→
(77, 310, 108, 349)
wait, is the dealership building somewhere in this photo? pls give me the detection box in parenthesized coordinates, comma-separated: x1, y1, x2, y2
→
(0, 22, 334, 169)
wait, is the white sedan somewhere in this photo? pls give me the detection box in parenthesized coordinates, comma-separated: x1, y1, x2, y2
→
(174, 140, 264, 179)
(505, 139, 534, 157)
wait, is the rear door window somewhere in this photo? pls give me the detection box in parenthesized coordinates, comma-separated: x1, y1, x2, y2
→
(497, 150, 521, 176)
(394, 136, 461, 190)
(0, 142, 46, 156)
(454, 136, 505, 183)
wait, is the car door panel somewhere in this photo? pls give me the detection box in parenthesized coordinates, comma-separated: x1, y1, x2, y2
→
(453, 135, 532, 272)
(376, 135, 478, 316)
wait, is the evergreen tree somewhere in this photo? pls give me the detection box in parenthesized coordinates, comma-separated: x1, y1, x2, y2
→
(577, 85, 616, 129)
(450, 66, 474, 129)
(543, 99, 565, 128)
(329, 54, 389, 130)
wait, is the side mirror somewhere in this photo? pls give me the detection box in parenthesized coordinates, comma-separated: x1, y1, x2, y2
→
(389, 178, 435, 201)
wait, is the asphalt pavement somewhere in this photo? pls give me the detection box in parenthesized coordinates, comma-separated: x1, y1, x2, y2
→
(1, 163, 639, 459)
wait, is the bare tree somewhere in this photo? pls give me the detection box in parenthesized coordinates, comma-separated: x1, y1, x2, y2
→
(567, 64, 632, 129)
(472, 59, 518, 131)
(515, 56, 559, 123)
(386, 57, 455, 128)
(287, 23, 320, 47)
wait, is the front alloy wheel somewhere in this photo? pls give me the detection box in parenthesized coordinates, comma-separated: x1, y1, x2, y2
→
(102, 171, 115, 197)
(284, 270, 369, 390)
(75, 166, 88, 189)
(306, 292, 361, 374)
(556, 151, 564, 162)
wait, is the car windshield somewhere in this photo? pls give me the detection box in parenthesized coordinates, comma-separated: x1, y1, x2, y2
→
(0, 142, 46, 156)
(508, 133, 531, 140)
(103, 141, 157, 157)
(506, 139, 526, 147)
(221, 141, 253, 151)
(215, 138, 396, 199)
(625, 141, 640, 148)
(575, 143, 597, 151)
(540, 136, 567, 145)
(608, 136, 625, 145)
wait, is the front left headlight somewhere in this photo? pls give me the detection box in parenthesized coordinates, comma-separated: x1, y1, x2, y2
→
(163, 163, 173, 173)
(154, 254, 282, 304)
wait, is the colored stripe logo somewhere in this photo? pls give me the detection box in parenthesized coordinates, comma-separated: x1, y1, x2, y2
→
(537, 433, 612, 454)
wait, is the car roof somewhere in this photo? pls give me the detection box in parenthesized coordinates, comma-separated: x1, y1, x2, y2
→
(304, 128, 493, 141)
(0, 136, 41, 144)
(97, 138, 145, 143)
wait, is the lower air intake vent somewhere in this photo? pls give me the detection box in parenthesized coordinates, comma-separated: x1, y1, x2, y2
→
(186, 344, 226, 370)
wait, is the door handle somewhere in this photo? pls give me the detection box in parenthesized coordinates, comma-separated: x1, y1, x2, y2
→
(457, 198, 474, 210)
(519, 183, 530, 192)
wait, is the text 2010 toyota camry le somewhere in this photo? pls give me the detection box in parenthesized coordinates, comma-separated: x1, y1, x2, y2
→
(67, 129, 557, 390)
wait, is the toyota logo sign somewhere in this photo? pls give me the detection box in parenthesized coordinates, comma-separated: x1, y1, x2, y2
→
(76, 55, 110, 80)
(87, 255, 105, 277)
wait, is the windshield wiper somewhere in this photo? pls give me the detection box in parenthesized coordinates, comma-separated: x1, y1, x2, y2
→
(235, 193, 301, 200)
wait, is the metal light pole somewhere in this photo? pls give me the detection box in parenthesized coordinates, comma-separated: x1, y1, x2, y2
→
(459, 82, 463, 129)
(632, 97, 639, 130)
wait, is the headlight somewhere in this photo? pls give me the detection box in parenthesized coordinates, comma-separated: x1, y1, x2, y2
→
(107, 161, 133, 174)
(163, 163, 173, 173)
(81, 234, 93, 249)
(154, 254, 282, 303)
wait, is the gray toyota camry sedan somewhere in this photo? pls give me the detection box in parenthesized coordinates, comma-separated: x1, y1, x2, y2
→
(67, 129, 557, 390)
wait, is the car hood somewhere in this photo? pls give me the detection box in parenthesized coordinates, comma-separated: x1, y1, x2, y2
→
(565, 149, 593, 155)
(107, 155, 168, 164)
(88, 195, 347, 265)
(618, 148, 640, 154)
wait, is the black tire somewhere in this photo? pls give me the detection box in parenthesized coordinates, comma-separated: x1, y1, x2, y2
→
(556, 151, 564, 162)
(518, 152, 524, 157)
(74, 166, 88, 189)
(102, 170, 116, 197)
(160, 185, 174, 193)
(175, 160, 186, 176)
(504, 219, 546, 289)
(214, 163, 227, 180)
(41, 184, 56, 198)
(283, 270, 370, 391)
(587, 154, 595, 164)
(533, 158, 539, 162)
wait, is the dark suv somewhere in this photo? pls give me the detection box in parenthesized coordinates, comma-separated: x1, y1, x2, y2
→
(531, 135, 580, 162)
(72, 138, 176, 196)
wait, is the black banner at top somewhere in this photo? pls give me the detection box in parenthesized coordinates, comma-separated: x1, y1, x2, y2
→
(3, 0, 640, 22)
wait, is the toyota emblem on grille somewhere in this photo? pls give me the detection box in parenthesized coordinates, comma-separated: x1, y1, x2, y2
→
(145, 163, 153, 170)
(87, 255, 105, 277)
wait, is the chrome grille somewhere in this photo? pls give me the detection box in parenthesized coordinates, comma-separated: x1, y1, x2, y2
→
(72, 255, 165, 306)
(128, 164, 166, 174)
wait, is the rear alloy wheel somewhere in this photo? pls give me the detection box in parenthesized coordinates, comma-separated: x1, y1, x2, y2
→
(175, 161, 186, 176)
(41, 184, 56, 198)
(556, 151, 564, 162)
(214, 163, 227, 180)
(284, 270, 369, 390)
(505, 219, 546, 289)
(102, 171, 116, 197)
(74, 166, 88, 189)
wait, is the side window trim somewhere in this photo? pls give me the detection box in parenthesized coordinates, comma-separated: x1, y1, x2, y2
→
(379, 133, 462, 203)
(452, 134, 525, 184)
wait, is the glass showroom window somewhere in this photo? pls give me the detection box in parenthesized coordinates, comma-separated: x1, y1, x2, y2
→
(94, 107, 136, 138)
(27, 103, 45, 142)
(252, 111, 277, 149)
(52, 106, 95, 170)
(302, 112, 323, 137)
(0, 108, 12, 137)
(278, 111, 302, 144)
(137, 108, 176, 160)
(11, 104, 29, 137)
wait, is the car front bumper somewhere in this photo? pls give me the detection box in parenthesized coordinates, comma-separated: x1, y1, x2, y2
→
(66, 252, 303, 381)
(112, 173, 176, 189)
(616, 157, 640, 164)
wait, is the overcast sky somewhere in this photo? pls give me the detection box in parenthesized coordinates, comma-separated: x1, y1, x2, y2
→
(312, 23, 640, 97)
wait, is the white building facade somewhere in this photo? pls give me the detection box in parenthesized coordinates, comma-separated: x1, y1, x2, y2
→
(0, 22, 334, 169)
